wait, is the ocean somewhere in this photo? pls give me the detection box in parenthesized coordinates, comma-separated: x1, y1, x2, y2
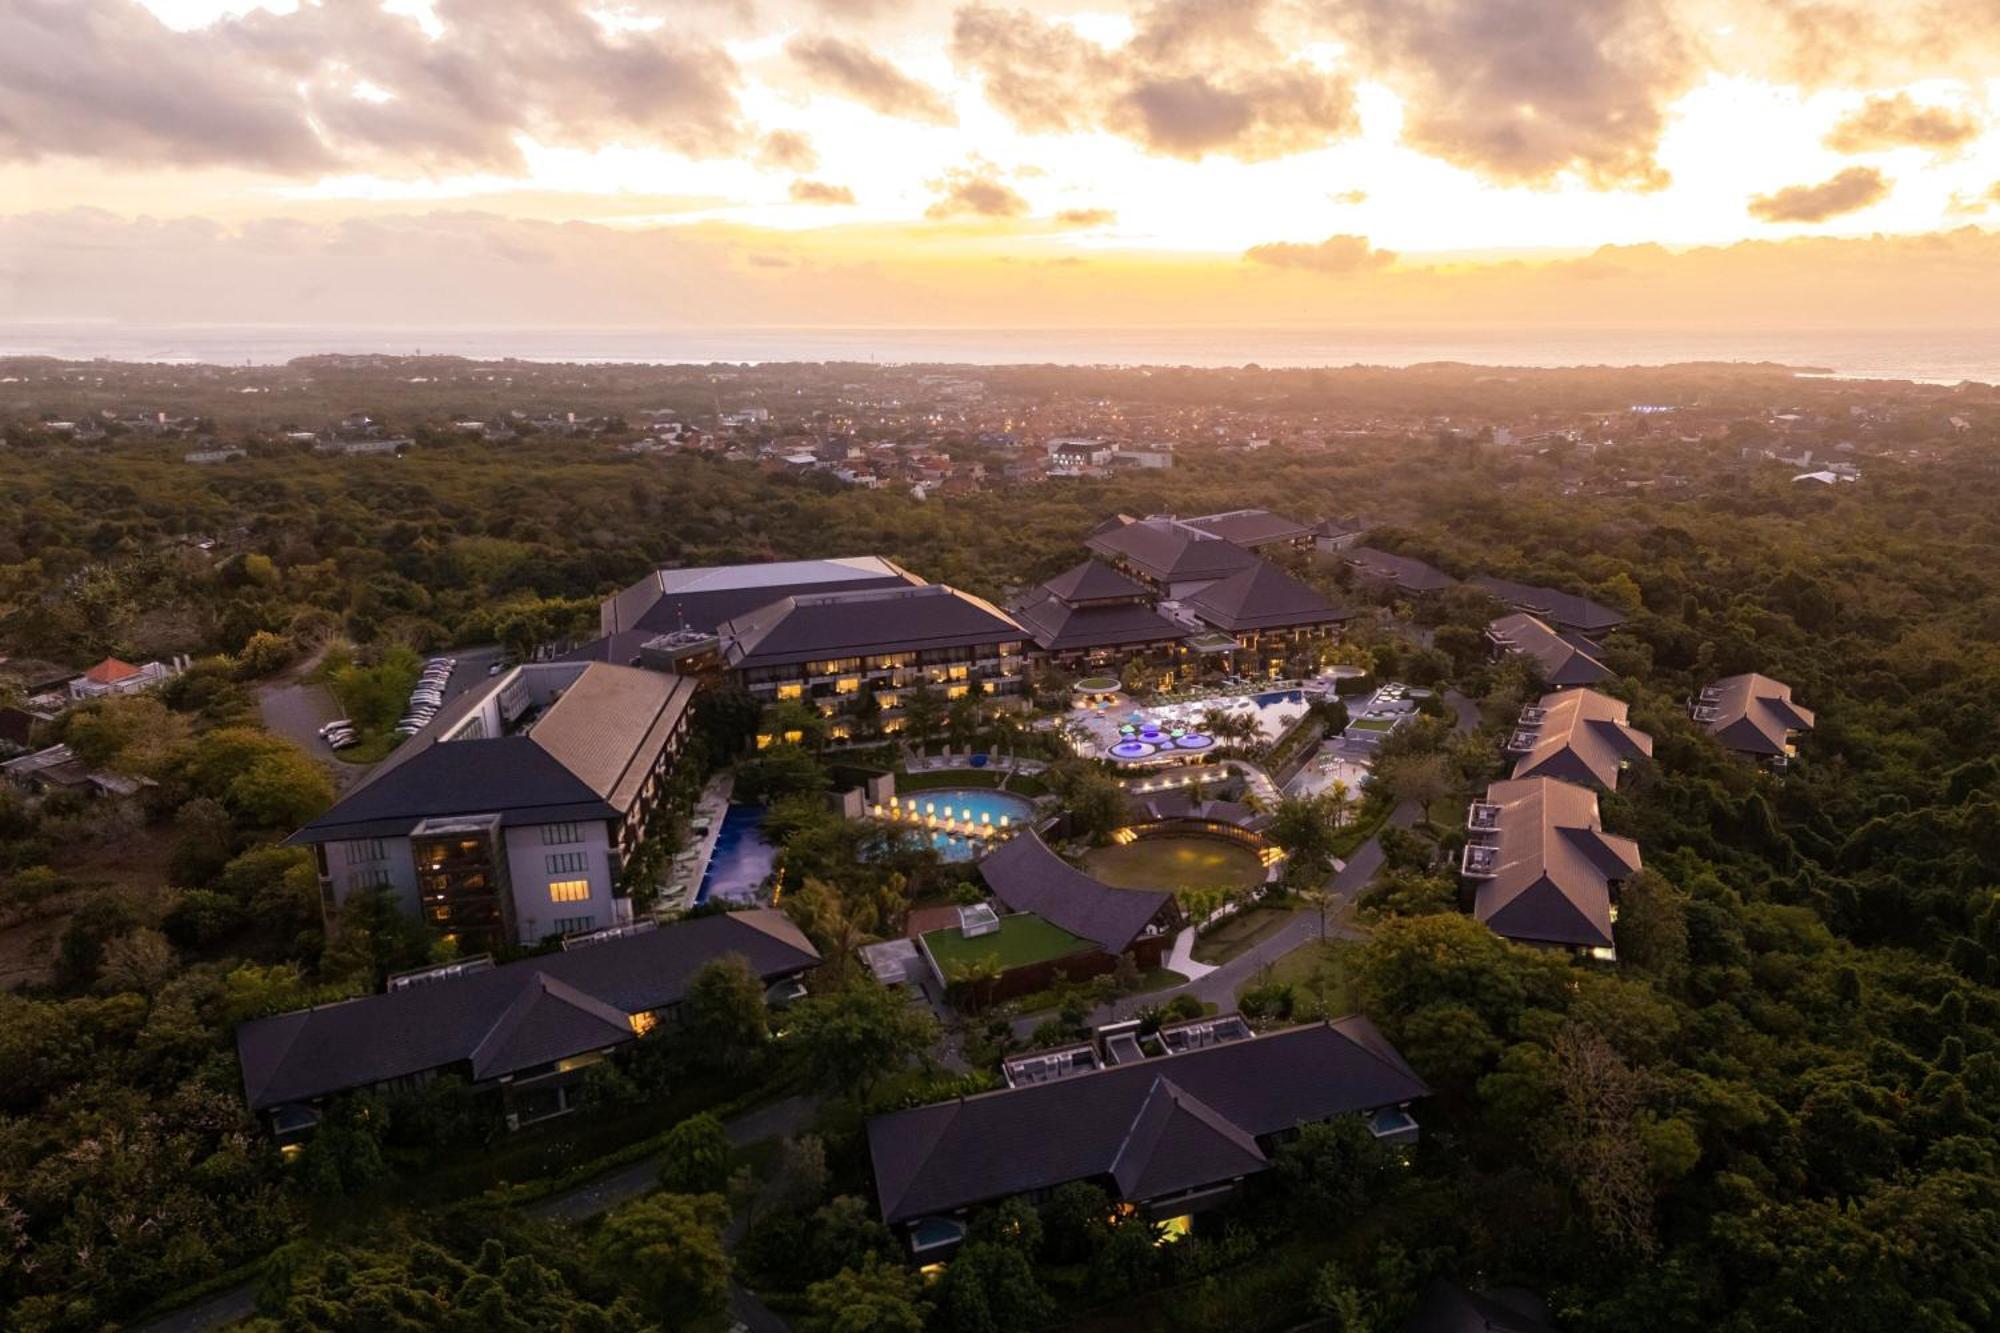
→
(2, 323, 1997, 384)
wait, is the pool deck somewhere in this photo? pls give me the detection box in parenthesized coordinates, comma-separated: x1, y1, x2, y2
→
(661, 772, 735, 914)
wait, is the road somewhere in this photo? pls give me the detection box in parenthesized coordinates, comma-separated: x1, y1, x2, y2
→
(255, 643, 503, 782)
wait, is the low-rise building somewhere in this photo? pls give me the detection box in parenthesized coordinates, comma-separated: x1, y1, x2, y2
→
(290, 661, 698, 951)
(1486, 613, 1611, 687)
(1471, 576, 1627, 637)
(68, 655, 184, 700)
(1177, 561, 1353, 676)
(1694, 673, 1814, 766)
(1008, 559, 1189, 676)
(1087, 516, 1263, 600)
(977, 830, 1182, 971)
(1506, 688, 1653, 791)
(1345, 547, 1457, 595)
(1461, 777, 1639, 957)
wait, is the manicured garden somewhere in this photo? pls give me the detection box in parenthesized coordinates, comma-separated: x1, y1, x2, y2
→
(923, 913, 1090, 973)
(1082, 833, 1267, 892)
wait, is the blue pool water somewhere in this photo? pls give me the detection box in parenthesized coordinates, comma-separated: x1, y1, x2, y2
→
(884, 787, 1036, 861)
(696, 804, 777, 905)
(1256, 689, 1305, 707)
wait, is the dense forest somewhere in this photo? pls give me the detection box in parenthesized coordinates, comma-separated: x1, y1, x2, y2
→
(0, 400, 1995, 1331)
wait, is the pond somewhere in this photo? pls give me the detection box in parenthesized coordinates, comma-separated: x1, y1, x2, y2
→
(1083, 832, 1268, 892)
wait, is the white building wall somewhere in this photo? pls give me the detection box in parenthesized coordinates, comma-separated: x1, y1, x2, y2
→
(503, 820, 622, 943)
(322, 835, 421, 916)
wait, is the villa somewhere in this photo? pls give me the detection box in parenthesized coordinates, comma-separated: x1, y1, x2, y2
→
(290, 661, 698, 952)
(1506, 688, 1653, 791)
(1461, 777, 1641, 957)
(1008, 559, 1190, 676)
(1486, 613, 1611, 687)
(1471, 577, 1627, 637)
(1344, 547, 1457, 595)
(236, 909, 819, 1140)
(1694, 673, 1815, 766)
(866, 1017, 1428, 1254)
(68, 654, 185, 700)
(1177, 560, 1354, 676)
(1085, 515, 1264, 599)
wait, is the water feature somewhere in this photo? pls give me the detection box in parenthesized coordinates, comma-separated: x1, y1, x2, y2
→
(883, 787, 1037, 861)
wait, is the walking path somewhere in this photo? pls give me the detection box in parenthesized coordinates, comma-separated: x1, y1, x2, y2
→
(1163, 926, 1217, 981)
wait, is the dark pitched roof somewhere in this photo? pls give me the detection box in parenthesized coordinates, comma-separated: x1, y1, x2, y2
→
(1702, 673, 1815, 757)
(1086, 518, 1262, 584)
(1510, 688, 1653, 791)
(602, 556, 920, 636)
(1346, 547, 1457, 593)
(1403, 1279, 1558, 1333)
(1181, 561, 1352, 633)
(1469, 778, 1640, 950)
(1488, 613, 1611, 687)
(719, 584, 1023, 670)
(1472, 576, 1626, 634)
(1008, 580, 1187, 653)
(978, 831, 1175, 954)
(866, 1018, 1428, 1223)
(1038, 558, 1152, 606)
(1181, 508, 1313, 549)
(237, 910, 819, 1111)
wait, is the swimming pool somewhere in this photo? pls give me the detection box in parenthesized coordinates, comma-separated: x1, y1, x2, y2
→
(695, 804, 777, 905)
(884, 787, 1036, 861)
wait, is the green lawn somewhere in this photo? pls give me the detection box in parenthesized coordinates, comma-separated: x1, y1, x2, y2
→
(1191, 905, 1296, 965)
(1348, 716, 1397, 732)
(924, 912, 1090, 974)
(1240, 938, 1358, 1018)
(1083, 835, 1267, 892)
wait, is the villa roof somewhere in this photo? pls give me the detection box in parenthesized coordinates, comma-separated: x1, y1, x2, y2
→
(236, 910, 818, 1111)
(82, 657, 143, 684)
(1181, 508, 1314, 549)
(1469, 778, 1640, 950)
(601, 556, 920, 636)
(719, 584, 1023, 669)
(1702, 673, 1815, 757)
(1511, 689, 1653, 791)
(1472, 577, 1627, 635)
(1345, 547, 1457, 593)
(978, 830, 1175, 955)
(1488, 613, 1611, 687)
(866, 1018, 1427, 1223)
(1180, 561, 1353, 633)
(1009, 590, 1189, 653)
(1038, 558, 1152, 606)
(1085, 517, 1262, 585)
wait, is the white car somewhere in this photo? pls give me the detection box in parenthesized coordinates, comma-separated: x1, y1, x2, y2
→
(317, 719, 352, 738)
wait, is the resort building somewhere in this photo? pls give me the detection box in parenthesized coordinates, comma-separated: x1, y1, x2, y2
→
(866, 1017, 1428, 1253)
(1008, 559, 1190, 676)
(1471, 576, 1627, 637)
(1506, 688, 1653, 791)
(1085, 515, 1263, 599)
(1177, 561, 1354, 676)
(1344, 547, 1458, 595)
(236, 910, 818, 1139)
(716, 583, 1028, 736)
(1694, 673, 1815, 766)
(1180, 507, 1316, 553)
(1461, 777, 1640, 958)
(977, 830, 1183, 971)
(1486, 613, 1612, 687)
(290, 661, 698, 952)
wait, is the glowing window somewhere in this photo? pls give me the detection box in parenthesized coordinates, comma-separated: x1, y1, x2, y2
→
(548, 879, 590, 903)
(776, 683, 804, 700)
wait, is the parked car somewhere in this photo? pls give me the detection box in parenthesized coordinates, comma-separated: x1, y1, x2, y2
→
(317, 718, 353, 738)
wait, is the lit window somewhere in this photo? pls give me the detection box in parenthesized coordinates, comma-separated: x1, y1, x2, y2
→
(628, 1010, 658, 1036)
(776, 683, 804, 700)
(549, 879, 590, 903)
(835, 676, 860, 694)
(947, 684, 970, 700)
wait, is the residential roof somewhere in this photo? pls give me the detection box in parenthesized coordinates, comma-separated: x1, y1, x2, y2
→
(719, 584, 1023, 670)
(81, 657, 143, 684)
(601, 556, 920, 636)
(1085, 517, 1263, 585)
(1511, 689, 1653, 791)
(1403, 1279, 1559, 1333)
(1472, 577, 1627, 635)
(1345, 547, 1458, 593)
(1180, 561, 1353, 633)
(1181, 508, 1314, 549)
(1470, 778, 1640, 950)
(866, 1018, 1428, 1224)
(292, 662, 693, 844)
(1702, 673, 1815, 757)
(977, 831, 1175, 954)
(237, 910, 819, 1111)
(1038, 558, 1153, 606)
(1488, 614, 1611, 687)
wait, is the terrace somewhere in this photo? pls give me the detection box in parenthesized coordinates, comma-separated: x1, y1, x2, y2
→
(1467, 801, 1504, 833)
(921, 912, 1092, 977)
(1002, 1043, 1102, 1088)
(1461, 843, 1500, 878)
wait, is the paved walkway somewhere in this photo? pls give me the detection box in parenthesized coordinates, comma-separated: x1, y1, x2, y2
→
(1163, 925, 1217, 981)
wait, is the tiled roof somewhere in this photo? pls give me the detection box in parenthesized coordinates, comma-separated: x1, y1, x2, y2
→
(1488, 613, 1611, 687)
(1180, 561, 1352, 633)
(978, 831, 1175, 954)
(866, 1018, 1427, 1223)
(1008, 583, 1187, 653)
(1702, 673, 1815, 757)
(1345, 548, 1457, 593)
(602, 557, 920, 635)
(1038, 558, 1152, 605)
(1472, 576, 1627, 634)
(1469, 778, 1640, 950)
(1181, 508, 1313, 548)
(1510, 688, 1652, 791)
(1086, 518, 1262, 584)
(719, 584, 1023, 669)
(82, 657, 143, 684)
(237, 910, 819, 1110)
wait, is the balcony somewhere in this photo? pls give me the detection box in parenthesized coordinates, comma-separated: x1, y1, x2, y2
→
(1461, 843, 1500, 879)
(1517, 705, 1547, 725)
(1466, 801, 1503, 833)
(1690, 703, 1720, 723)
(1505, 727, 1541, 753)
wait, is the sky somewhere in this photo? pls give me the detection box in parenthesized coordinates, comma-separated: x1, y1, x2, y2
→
(5, 0, 2000, 331)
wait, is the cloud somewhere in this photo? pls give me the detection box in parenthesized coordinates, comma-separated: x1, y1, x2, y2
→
(0, 0, 746, 175)
(1243, 233, 1395, 273)
(789, 178, 857, 204)
(1824, 93, 1980, 155)
(1054, 208, 1116, 227)
(950, 3, 1358, 162)
(925, 166, 1030, 218)
(786, 34, 957, 125)
(1326, 0, 1692, 189)
(1748, 166, 1891, 222)
(756, 130, 819, 172)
